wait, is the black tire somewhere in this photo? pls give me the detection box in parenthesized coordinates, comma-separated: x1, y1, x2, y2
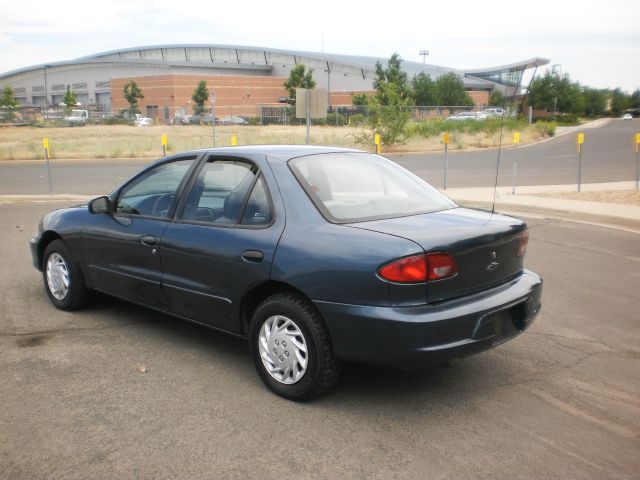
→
(42, 239, 89, 311)
(249, 293, 340, 400)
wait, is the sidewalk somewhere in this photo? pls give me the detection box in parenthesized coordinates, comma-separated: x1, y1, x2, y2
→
(444, 181, 640, 231)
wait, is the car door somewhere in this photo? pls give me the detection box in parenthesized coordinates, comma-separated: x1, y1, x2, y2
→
(82, 155, 199, 307)
(159, 156, 285, 333)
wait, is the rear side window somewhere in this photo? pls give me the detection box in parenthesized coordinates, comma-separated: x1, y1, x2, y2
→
(181, 160, 255, 224)
(179, 158, 273, 226)
(289, 153, 455, 223)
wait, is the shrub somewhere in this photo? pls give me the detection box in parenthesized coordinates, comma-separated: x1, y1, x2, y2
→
(534, 121, 557, 137)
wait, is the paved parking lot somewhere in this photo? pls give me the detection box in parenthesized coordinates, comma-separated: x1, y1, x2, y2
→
(1, 203, 639, 479)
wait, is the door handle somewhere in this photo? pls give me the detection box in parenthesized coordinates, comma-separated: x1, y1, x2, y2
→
(241, 250, 264, 262)
(140, 235, 157, 247)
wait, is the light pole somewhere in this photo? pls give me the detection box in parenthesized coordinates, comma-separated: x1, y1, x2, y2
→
(210, 90, 216, 147)
(419, 50, 429, 64)
(43, 64, 52, 121)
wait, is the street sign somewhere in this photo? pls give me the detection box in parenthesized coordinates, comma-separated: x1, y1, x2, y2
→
(295, 88, 328, 119)
(161, 134, 168, 146)
(577, 132, 584, 144)
(443, 132, 450, 145)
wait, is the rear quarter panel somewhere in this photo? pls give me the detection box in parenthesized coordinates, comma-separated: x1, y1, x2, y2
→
(267, 159, 426, 307)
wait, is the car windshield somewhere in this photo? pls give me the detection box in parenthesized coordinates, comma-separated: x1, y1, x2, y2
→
(289, 153, 456, 223)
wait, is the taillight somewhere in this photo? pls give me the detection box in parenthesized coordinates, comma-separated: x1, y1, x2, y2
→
(378, 253, 458, 283)
(426, 252, 459, 281)
(516, 229, 529, 257)
(378, 255, 427, 283)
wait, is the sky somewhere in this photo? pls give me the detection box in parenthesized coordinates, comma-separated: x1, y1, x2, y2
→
(1, 0, 639, 93)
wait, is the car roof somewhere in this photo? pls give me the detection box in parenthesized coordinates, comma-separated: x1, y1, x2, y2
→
(170, 145, 366, 163)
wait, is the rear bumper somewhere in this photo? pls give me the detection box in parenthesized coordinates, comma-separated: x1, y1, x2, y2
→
(314, 270, 542, 368)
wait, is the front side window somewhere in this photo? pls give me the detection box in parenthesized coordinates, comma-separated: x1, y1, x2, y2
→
(289, 153, 455, 223)
(115, 158, 195, 217)
(181, 159, 258, 224)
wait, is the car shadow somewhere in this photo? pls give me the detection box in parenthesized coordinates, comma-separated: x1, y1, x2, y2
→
(85, 294, 512, 406)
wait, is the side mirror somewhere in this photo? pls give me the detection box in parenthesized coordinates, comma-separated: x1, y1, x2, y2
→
(89, 196, 110, 214)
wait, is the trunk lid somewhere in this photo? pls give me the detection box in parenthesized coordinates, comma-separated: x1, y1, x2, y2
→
(348, 207, 527, 303)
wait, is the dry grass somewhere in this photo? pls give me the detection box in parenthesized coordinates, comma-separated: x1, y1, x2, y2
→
(533, 190, 640, 205)
(0, 123, 549, 161)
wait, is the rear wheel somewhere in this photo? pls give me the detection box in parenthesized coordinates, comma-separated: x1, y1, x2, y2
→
(42, 240, 89, 310)
(249, 293, 340, 400)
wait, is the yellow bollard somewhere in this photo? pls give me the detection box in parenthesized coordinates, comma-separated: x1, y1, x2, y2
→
(161, 134, 168, 156)
(231, 134, 237, 147)
(374, 133, 380, 154)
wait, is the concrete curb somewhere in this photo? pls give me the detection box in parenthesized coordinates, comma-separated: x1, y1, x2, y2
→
(0, 194, 93, 205)
(454, 199, 640, 231)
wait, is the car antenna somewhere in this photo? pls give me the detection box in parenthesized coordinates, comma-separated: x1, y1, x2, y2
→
(491, 78, 523, 215)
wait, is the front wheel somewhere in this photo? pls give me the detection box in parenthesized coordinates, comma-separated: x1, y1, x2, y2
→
(249, 293, 340, 400)
(42, 239, 89, 311)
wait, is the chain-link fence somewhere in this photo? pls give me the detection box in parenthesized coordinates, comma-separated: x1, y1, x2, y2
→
(0, 104, 516, 127)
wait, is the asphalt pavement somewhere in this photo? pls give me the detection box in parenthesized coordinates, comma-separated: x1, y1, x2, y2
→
(1, 203, 638, 478)
(0, 118, 638, 196)
(1, 119, 640, 478)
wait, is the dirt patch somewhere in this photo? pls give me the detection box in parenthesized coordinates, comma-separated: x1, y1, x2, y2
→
(16, 334, 53, 348)
(532, 190, 640, 205)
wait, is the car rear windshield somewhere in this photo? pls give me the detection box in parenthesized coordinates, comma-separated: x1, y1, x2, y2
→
(289, 153, 456, 223)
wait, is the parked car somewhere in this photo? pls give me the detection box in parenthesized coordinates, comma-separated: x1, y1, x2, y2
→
(30, 146, 542, 400)
(447, 111, 488, 121)
(189, 114, 214, 125)
(64, 109, 89, 126)
(482, 108, 506, 117)
(622, 113, 633, 120)
(134, 115, 153, 126)
(217, 115, 248, 125)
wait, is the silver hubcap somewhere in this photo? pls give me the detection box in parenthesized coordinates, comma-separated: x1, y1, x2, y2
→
(46, 253, 70, 300)
(258, 315, 308, 384)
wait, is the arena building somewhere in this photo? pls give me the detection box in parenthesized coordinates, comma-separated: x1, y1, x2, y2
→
(0, 44, 548, 120)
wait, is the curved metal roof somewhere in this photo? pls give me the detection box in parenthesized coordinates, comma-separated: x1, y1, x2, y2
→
(0, 44, 546, 90)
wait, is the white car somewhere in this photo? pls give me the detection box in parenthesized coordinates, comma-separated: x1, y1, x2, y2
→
(64, 109, 89, 125)
(135, 116, 153, 126)
(447, 111, 487, 121)
(622, 113, 633, 120)
(482, 108, 506, 117)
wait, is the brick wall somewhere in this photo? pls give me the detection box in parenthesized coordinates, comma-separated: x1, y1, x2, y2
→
(111, 74, 289, 116)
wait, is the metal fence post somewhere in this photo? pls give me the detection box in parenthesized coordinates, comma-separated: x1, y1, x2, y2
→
(635, 132, 640, 190)
(512, 132, 520, 194)
(43, 137, 52, 195)
(443, 132, 450, 190)
(577, 132, 584, 192)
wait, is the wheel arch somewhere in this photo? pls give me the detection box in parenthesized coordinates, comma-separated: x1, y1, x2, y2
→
(240, 281, 316, 337)
(37, 231, 62, 270)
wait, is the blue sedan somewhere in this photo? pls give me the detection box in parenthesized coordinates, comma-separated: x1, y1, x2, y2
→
(30, 146, 542, 400)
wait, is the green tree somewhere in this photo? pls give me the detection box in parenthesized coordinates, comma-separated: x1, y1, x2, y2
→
(582, 87, 607, 116)
(191, 80, 210, 115)
(528, 71, 585, 114)
(352, 93, 369, 106)
(434, 73, 473, 106)
(0, 86, 19, 122)
(123, 80, 144, 115)
(284, 64, 316, 104)
(489, 89, 506, 106)
(610, 88, 629, 116)
(373, 53, 412, 105)
(63, 86, 77, 111)
(411, 72, 436, 106)
(630, 89, 640, 109)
